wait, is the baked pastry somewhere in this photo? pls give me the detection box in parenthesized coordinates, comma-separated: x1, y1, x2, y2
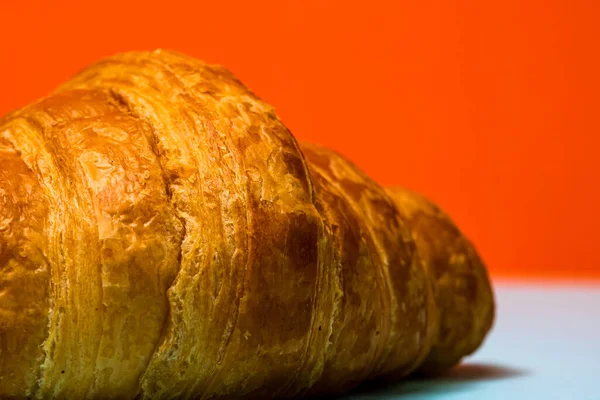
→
(0, 50, 494, 399)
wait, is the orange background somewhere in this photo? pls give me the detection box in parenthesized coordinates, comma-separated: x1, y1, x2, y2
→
(1, 1, 598, 280)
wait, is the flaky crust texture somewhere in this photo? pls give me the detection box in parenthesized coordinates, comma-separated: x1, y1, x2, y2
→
(0, 50, 494, 399)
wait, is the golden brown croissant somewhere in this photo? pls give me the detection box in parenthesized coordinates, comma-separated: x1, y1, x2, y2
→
(0, 50, 494, 399)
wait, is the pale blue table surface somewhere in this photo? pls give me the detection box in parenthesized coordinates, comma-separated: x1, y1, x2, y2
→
(332, 282, 600, 400)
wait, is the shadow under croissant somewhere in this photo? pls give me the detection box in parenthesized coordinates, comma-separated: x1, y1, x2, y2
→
(310, 363, 529, 399)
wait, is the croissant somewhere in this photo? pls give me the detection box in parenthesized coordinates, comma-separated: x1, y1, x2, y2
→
(0, 50, 494, 399)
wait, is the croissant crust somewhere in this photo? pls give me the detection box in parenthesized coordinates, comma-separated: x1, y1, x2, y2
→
(0, 50, 494, 399)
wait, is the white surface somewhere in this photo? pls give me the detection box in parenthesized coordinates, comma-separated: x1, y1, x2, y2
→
(334, 283, 600, 400)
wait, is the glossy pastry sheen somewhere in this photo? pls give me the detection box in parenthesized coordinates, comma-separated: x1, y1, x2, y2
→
(0, 50, 494, 399)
